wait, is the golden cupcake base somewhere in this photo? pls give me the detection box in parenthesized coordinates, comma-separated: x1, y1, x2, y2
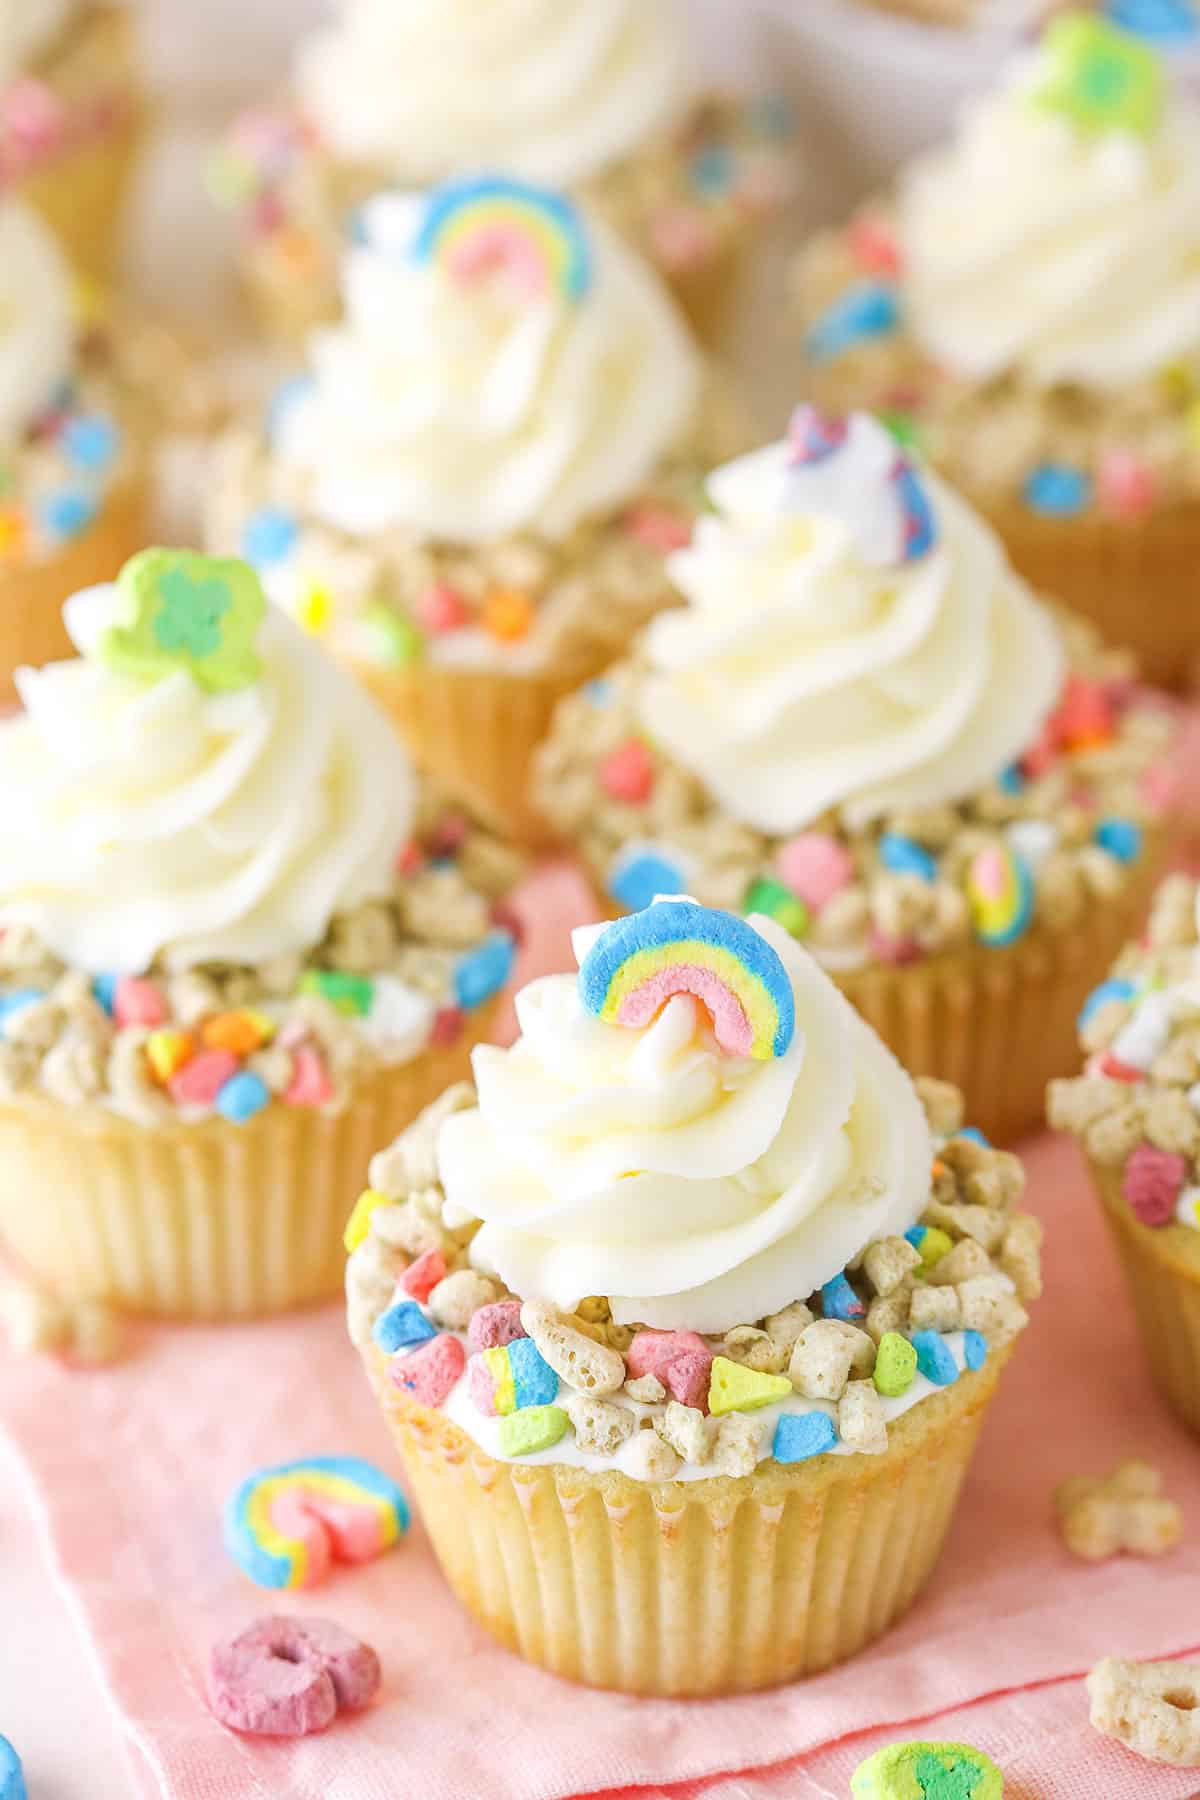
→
(0, 479, 149, 702)
(350, 657, 583, 845)
(364, 1342, 1009, 1696)
(977, 498, 1200, 693)
(1092, 1162, 1200, 1436)
(0, 1007, 496, 1320)
(834, 830, 1165, 1144)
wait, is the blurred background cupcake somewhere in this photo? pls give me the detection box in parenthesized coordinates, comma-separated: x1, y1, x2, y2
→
(207, 177, 743, 842)
(0, 0, 145, 289)
(210, 0, 798, 350)
(0, 550, 521, 1321)
(536, 409, 1176, 1143)
(1050, 873, 1200, 1432)
(0, 194, 146, 696)
(348, 897, 1040, 1693)
(793, 14, 1200, 686)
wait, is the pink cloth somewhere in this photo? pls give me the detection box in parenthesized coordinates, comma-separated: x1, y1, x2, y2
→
(2, 861, 1200, 1799)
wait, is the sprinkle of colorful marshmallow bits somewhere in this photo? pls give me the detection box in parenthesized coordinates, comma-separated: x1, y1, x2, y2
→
(208, 1616, 381, 1737)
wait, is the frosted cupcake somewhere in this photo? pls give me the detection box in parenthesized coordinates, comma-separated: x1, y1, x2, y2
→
(347, 897, 1041, 1695)
(0, 2, 144, 286)
(1050, 874, 1200, 1433)
(0, 550, 522, 1321)
(208, 177, 739, 842)
(212, 0, 796, 349)
(535, 410, 1175, 1143)
(794, 13, 1200, 686)
(0, 195, 145, 696)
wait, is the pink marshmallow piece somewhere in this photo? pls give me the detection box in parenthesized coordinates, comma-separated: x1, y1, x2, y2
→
(208, 1615, 380, 1737)
(390, 1334, 466, 1408)
(114, 976, 168, 1030)
(1099, 449, 1156, 520)
(467, 1353, 500, 1417)
(269, 1488, 386, 1575)
(663, 1349, 714, 1414)
(1124, 1143, 1186, 1227)
(599, 739, 655, 804)
(285, 1045, 334, 1108)
(617, 965, 753, 1058)
(168, 1048, 239, 1107)
(468, 1299, 526, 1353)
(627, 1330, 710, 1383)
(400, 1248, 446, 1304)
(776, 833, 855, 913)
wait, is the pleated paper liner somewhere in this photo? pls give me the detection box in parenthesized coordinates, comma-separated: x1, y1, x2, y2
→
(0, 1003, 497, 1321)
(973, 496, 1200, 694)
(18, 7, 147, 289)
(363, 1341, 1010, 1697)
(836, 825, 1165, 1145)
(0, 480, 150, 702)
(348, 657, 585, 846)
(1091, 1162, 1200, 1437)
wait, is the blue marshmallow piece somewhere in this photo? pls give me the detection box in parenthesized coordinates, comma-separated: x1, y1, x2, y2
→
(0, 1736, 25, 1800)
(1079, 976, 1136, 1031)
(963, 1329, 988, 1373)
(1094, 817, 1142, 864)
(912, 1330, 960, 1387)
(821, 1271, 866, 1323)
(805, 281, 900, 363)
(508, 1334, 559, 1409)
(215, 1070, 271, 1124)
(63, 413, 119, 471)
(0, 989, 45, 1036)
(607, 847, 687, 915)
(242, 505, 300, 565)
(878, 833, 937, 883)
(1023, 462, 1092, 517)
(40, 489, 97, 541)
(454, 930, 516, 1010)
(373, 1300, 437, 1354)
(773, 1411, 838, 1464)
(1107, 0, 1200, 43)
(956, 1126, 990, 1148)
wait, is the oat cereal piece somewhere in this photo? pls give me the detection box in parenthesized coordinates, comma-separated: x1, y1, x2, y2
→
(563, 1394, 636, 1457)
(763, 1301, 814, 1358)
(521, 1300, 626, 1395)
(865, 1291, 910, 1344)
(370, 1191, 449, 1259)
(1143, 1089, 1200, 1158)
(922, 1201, 1006, 1253)
(428, 1270, 500, 1331)
(962, 1151, 1024, 1210)
(956, 1278, 1029, 1343)
(839, 1380, 887, 1455)
(999, 1214, 1044, 1302)
(1056, 1461, 1183, 1563)
(789, 1321, 855, 1401)
(722, 1325, 788, 1374)
(915, 1077, 965, 1138)
(1084, 1102, 1147, 1168)
(863, 1236, 922, 1297)
(1087, 1657, 1200, 1767)
(925, 1238, 992, 1287)
(909, 1285, 962, 1334)
(624, 1373, 666, 1404)
(654, 1401, 714, 1466)
(1046, 1076, 1128, 1135)
(710, 1412, 763, 1478)
(617, 1428, 681, 1483)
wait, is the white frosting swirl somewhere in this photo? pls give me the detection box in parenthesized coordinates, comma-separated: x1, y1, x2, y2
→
(294, 0, 690, 188)
(0, 0, 75, 83)
(636, 419, 1064, 835)
(0, 582, 415, 974)
(276, 190, 701, 545)
(0, 199, 73, 450)
(437, 910, 932, 1332)
(898, 49, 1200, 387)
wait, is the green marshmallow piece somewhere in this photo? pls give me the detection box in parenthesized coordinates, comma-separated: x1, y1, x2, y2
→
(1031, 15, 1162, 140)
(851, 1741, 1004, 1800)
(873, 1332, 918, 1399)
(298, 970, 375, 1017)
(102, 549, 267, 693)
(744, 877, 810, 939)
(359, 602, 423, 668)
(498, 1405, 568, 1457)
(708, 1356, 793, 1417)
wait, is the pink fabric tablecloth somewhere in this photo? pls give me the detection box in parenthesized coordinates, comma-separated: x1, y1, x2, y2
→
(2, 861, 1200, 1800)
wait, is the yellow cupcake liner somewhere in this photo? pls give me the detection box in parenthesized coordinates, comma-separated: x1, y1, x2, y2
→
(0, 1005, 497, 1320)
(976, 498, 1200, 693)
(0, 479, 149, 702)
(1091, 1161, 1200, 1436)
(349, 658, 585, 845)
(363, 1341, 1010, 1697)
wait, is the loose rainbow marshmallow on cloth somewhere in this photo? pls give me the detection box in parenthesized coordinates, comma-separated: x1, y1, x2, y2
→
(578, 898, 795, 1061)
(410, 172, 593, 304)
(223, 1456, 409, 1591)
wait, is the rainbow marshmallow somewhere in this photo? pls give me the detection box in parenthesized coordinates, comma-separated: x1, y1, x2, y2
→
(223, 1456, 409, 1591)
(965, 844, 1033, 947)
(469, 1337, 559, 1417)
(411, 174, 593, 305)
(579, 899, 795, 1061)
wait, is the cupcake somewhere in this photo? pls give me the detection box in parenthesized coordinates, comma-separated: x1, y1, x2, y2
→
(793, 13, 1200, 687)
(0, 2, 144, 287)
(535, 409, 1175, 1144)
(1049, 873, 1200, 1434)
(211, 0, 796, 350)
(0, 195, 146, 697)
(0, 549, 522, 1321)
(346, 896, 1041, 1695)
(207, 177, 740, 843)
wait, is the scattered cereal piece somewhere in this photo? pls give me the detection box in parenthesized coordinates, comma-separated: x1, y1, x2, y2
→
(873, 1332, 917, 1398)
(711, 1412, 763, 1477)
(617, 1427, 681, 1481)
(1087, 1656, 1200, 1767)
(372, 1300, 436, 1354)
(624, 1373, 666, 1404)
(399, 1247, 446, 1303)
(839, 1380, 887, 1454)
(428, 1269, 500, 1330)
(654, 1401, 714, 1466)
(789, 1320, 855, 1401)
(1056, 1460, 1182, 1562)
(564, 1394, 636, 1457)
(521, 1299, 626, 1394)
(390, 1334, 466, 1408)
(773, 1411, 837, 1463)
(863, 1236, 922, 1297)
(851, 1739, 1004, 1798)
(708, 1355, 792, 1416)
(909, 1286, 961, 1334)
(208, 1615, 381, 1737)
(467, 1299, 525, 1352)
(912, 1330, 959, 1387)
